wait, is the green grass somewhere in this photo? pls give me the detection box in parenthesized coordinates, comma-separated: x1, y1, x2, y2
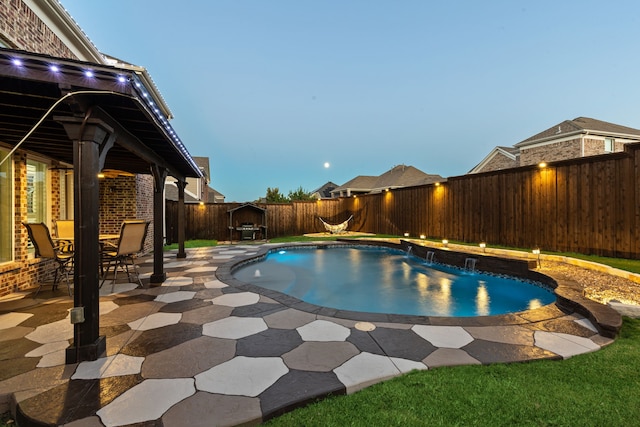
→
(267, 317, 640, 427)
(0, 411, 14, 426)
(163, 239, 217, 250)
(545, 252, 640, 274)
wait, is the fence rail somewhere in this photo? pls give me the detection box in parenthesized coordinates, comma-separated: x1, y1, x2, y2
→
(166, 143, 640, 259)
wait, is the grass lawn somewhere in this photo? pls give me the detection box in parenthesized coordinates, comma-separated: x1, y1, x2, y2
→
(163, 239, 217, 250)
(267, 317, 640, 427)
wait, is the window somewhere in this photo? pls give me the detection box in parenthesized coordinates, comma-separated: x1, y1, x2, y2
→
(59, 168, 74, 220)
(0, 149, 12, 262)
(26, 159, 48, 224)
(604, 138, 614, 153)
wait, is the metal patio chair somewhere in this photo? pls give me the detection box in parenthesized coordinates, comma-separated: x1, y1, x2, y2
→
(100, 220, 150, 293)
(23, 222, 74, 298)
(54, 219, 74, 252)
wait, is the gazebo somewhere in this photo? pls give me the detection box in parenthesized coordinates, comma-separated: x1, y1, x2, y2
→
(228, 203, 267, 242)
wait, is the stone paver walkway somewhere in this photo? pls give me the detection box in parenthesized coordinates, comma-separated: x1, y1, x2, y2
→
(0, 243, 617, 426)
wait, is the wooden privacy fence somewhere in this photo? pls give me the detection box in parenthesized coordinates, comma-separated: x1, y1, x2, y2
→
(166, 143, 640, 259)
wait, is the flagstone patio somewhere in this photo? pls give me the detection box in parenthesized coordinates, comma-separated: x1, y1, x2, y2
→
(0, 243, 621, 426)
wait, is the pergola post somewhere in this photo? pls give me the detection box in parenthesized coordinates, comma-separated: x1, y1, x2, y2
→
(151, 165, 168, 283)
(58, 117, 114, 363)
(176, 180, 187, 259)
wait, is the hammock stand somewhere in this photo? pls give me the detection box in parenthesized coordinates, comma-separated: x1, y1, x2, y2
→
(318, 215, 353, 234)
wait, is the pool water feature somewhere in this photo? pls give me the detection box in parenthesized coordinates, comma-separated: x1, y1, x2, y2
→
(232, 246, 556, 317)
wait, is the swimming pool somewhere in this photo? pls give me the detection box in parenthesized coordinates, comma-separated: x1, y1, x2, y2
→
(232, 245, 556, 317)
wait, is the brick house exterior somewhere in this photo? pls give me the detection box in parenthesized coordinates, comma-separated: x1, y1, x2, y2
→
(0, 0, 176, 295)
(470, 117, 640, 173)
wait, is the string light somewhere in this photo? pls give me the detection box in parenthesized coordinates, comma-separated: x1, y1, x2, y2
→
(4, 52, 202, 178)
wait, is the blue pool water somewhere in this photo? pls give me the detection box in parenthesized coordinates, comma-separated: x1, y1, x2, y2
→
(232, 246, 556, 317)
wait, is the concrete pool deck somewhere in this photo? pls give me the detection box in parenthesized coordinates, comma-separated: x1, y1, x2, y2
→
(0, 242, 625, 426)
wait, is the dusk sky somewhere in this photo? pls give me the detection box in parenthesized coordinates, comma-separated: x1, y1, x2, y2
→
(60, 0, 640, 202)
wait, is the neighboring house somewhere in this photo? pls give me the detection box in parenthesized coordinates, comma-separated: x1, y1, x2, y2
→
(470, 117, 640, 173)
(165, 156, 225, 203)
(310, 181, 338, 199)
(331, 165, 443, 198)
(0, 0, 201, 296)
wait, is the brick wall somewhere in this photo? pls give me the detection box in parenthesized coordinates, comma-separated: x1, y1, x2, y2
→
(135, 174, 154, 252)
(519, 138, 582, 166)
(476, 152, 519, 172)
(98, 174, 154, 253)
(0, 0, 79, 59)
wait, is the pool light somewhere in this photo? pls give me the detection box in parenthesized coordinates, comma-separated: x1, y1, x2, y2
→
(278, 250, 286, 255)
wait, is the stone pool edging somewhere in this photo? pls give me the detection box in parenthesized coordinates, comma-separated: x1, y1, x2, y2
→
(215, 240, 622, 337)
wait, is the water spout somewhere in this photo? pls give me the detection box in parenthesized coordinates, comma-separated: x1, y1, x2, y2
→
(406, 246, 413, 258)
(425, 251, 435, 264)
(254, 269, 261, 277)
(464, 258, 477, 272)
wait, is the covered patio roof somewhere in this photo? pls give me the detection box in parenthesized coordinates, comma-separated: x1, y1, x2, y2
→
(0, 48, 202, 180)
(1, 47, 202, 363)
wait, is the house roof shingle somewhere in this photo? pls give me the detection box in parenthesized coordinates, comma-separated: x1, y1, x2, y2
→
(516, 117, 640, 147)
(332, 165, 443, 195)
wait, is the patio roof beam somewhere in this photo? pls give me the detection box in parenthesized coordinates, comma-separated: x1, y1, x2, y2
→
(55, 105, 188, 181)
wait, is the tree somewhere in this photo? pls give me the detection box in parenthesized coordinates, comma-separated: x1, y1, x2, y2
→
(288, 186, 314, 201)
(265, 187, 289, 203)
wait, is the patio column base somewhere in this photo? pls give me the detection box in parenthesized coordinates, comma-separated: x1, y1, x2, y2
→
(150, 272, 167, 283)
(65, 335, 106, 364)
(177, 251, 186, 259)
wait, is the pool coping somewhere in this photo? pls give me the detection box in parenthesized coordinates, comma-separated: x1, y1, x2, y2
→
(216, 240, 622, 338)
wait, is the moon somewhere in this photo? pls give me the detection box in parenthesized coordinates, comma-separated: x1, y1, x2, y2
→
(324, 162, 330, 168)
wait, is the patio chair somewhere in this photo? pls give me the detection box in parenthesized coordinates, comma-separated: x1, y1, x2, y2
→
(23, 222, 74, 298)
(54, 219, 74, 252)
(100, 220, 150, 292)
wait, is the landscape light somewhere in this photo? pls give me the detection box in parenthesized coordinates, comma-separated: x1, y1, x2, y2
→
(404, 232, 410, 237)
(420, 234, 426, 239)
(532, 248, 541, 267)
(442, 239, 449, 247)
(479, 242, 486, 252)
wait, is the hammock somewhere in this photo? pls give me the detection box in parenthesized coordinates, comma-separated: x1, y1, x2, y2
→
(318, 215, 353, 234)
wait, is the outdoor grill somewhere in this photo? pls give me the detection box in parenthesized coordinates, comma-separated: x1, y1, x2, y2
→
(237, 223, 259, 240)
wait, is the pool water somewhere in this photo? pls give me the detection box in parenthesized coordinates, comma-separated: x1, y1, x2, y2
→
(232, 246, 556, 317)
